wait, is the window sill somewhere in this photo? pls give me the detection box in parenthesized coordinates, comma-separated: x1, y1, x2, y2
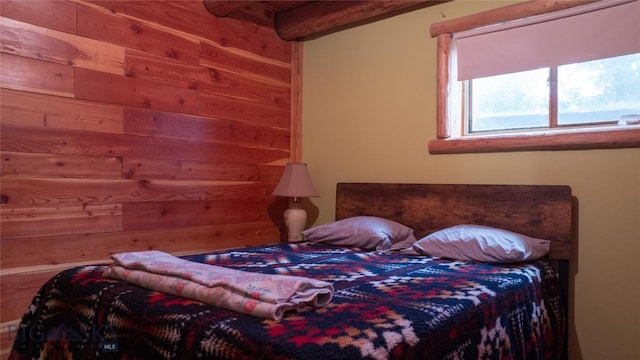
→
(428, 126, 640, 154)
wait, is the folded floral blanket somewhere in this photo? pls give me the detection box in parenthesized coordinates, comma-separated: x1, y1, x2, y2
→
(103, 250, 334, 320)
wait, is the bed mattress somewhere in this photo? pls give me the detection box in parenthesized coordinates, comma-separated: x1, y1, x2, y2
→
(10, 242, 565, 360)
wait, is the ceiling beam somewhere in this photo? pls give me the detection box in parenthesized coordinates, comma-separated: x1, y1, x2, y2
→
(275, 1, 432, 40)
(203, 1, 444, 41)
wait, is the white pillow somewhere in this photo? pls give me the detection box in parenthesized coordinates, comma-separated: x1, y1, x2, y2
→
(302, 216, 416, 251)
(411, 224, 550, 263)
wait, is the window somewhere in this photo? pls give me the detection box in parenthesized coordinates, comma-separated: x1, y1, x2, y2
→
(429, 1, 640, 154)
(469, 53, 640, 133)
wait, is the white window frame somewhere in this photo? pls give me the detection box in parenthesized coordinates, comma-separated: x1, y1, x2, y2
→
(429, 0, 640, 154)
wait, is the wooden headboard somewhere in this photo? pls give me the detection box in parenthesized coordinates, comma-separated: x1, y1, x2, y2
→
(335, 183, 573, 260)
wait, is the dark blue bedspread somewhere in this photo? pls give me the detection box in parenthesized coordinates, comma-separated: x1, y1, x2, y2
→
(10, 242, 565, 359)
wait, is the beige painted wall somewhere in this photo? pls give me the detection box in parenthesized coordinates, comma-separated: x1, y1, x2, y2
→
(302, 1, 640, 359)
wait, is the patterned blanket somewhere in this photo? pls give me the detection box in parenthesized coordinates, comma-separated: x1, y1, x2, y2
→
(103, 250, 334, 320)
(10, 243, 566, 360)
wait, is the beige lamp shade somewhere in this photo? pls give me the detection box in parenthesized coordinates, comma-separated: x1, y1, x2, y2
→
(272, 162, 319, 198)
(272, 162, 319, 241)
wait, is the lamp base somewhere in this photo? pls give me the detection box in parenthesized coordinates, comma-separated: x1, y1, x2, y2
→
(283, 201, 307, 242)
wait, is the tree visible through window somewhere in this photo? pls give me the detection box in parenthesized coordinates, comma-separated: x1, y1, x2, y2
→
(558, 54, 640, 126)
(469, 53, 640, 133)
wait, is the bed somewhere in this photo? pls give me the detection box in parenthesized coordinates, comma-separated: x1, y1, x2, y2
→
(9, 183, 573, 360)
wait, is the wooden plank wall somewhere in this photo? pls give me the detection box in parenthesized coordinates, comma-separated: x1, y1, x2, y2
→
(0, 0, 296, 355)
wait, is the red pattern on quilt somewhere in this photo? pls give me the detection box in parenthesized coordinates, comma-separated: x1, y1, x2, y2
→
(10, 243, 565, 360)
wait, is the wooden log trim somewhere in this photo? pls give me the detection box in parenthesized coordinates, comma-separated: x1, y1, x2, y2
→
(429, 126, 640, 154)
(429, 0, 599, 38)
(203, 1, 449, 40)
(435, 33, 451, 139)
(275, 1, 429, 40)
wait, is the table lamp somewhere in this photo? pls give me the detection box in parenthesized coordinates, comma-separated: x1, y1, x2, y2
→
(272, 162, 319, 241)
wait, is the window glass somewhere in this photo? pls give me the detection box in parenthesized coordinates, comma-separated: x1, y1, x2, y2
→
(469, 68, 548, 133)
(467, 53, 640, 133)
(558, 53, 640, 126)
